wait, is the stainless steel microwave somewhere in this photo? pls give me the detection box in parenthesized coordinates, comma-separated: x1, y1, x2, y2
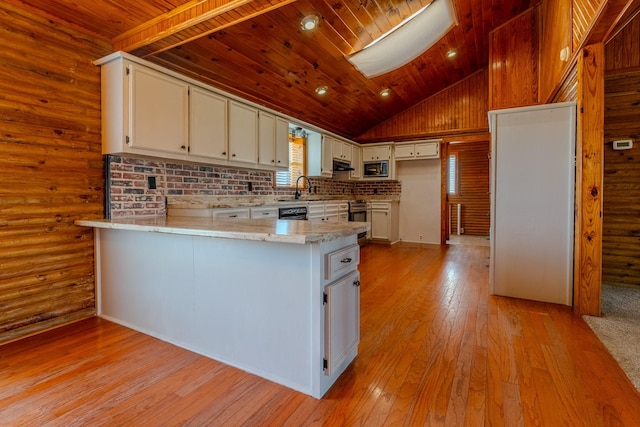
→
(363, 161, 389, 178)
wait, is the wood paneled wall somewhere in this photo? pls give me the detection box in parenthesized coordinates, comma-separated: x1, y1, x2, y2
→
(603, 12, 640, 288)
(447, 140, 490, 236)
(605, 10, 640, 71)
(539, 0, 573, 102)
(0, 2, 109, 343)
(573, 0, 607, 50)
(355, 69, 489, 143)
(488, 7, 540, 110)
(553, 63, 579, 102)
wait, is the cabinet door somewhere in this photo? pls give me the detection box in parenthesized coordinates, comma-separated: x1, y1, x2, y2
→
(258, 111, 276, 167)
(321, 135, 333, 176)
(324, 270, 360, 377)
(129, 64, 188, 154)
(229, 101, 258, 164)
(275, 117, 290, 169)
(375, 145, 391, 160)
(395, 144, 415, 159)
(189, 87, 228, 160)
(329, 136, 341, 160)
(350, 145, 362, 179)
(324, 203, 339, 222)
(371, 209, 390, 240)
(341, 143, 352, 162)
(415, 142, 439, 159)
(363, 146, 376, 161)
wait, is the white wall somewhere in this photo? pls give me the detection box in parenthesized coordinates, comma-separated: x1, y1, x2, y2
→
(396, 159, 441, 244)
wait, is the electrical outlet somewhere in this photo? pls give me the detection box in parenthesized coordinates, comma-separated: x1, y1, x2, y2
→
(419, 234, 423, 240)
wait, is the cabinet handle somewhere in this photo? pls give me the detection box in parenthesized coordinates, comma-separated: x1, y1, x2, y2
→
(181, 145, 186, 150)
(353, 280, 360, 287)
(222, 151, 227, 156)
(229, 214, 238, 218)
(340, 257, 352, 264)
(272, 159, 275, 163)
(232, 153, 236, 157)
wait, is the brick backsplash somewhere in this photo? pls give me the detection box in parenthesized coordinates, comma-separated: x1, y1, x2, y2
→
(106, 155, 401, 217)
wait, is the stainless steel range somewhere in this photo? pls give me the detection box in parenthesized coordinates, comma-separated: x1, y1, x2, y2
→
(348, 200, 368, 245)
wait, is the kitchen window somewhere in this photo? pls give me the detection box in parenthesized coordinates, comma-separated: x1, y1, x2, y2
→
(276, 133, 307, 187)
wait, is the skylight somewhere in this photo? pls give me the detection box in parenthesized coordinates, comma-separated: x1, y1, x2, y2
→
(347, 0, 458, 78)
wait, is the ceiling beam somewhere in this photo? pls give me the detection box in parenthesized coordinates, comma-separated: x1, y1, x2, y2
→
(112, 0, 296, 55)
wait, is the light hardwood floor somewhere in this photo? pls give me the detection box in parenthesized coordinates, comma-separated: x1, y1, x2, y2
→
(1, 243, 639, 425)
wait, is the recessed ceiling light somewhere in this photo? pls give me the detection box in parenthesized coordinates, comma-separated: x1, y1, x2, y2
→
(379, 88, 391, 98)
(300, 15, 319, 31)
(315, 86, 328, 96)
(446, 49, 457, 59)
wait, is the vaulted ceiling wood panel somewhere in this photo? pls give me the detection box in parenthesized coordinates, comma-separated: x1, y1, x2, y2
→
(18, 0, 534, 139)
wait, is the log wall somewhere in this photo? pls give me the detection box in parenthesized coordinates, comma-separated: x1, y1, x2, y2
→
(603, 12, 640, 288)
(0, 2, 110, 343)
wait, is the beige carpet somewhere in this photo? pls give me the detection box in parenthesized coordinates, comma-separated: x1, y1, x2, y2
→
(583, 285, 640, 390)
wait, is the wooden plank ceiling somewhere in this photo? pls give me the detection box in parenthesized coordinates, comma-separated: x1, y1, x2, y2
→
(23, 0, 533, 140)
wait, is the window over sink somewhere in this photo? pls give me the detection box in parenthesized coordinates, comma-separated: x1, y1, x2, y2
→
(276, 126, 308, 187)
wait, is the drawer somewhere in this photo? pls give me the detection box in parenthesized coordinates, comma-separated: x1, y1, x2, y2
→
(325, 244, 360, 281)
(212, 208, 250, 219)
(167, 207, 211, 217)
(250, 206, 278, 218)
(370, 202, 391, 210)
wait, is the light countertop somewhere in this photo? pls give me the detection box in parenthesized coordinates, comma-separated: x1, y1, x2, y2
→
(76, 216, 369, 245)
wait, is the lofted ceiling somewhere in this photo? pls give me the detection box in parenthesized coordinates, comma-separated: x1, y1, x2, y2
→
(23, 0, 533, 140)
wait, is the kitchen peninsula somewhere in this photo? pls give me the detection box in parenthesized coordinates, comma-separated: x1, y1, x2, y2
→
(76, 216, 368, 398)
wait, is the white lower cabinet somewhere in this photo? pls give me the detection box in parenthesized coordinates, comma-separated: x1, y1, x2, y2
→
(95, 228, 360, 398)
(323, 244, 360, 376)
(324, 270, 360, 376)
(308, 201, 349, 222)
(370, 201, 399, 243)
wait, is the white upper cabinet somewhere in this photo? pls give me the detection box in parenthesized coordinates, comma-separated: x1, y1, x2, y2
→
(100, 58, 190, 157)
(275, 117, 289, 169)
(189, 86, 228, 160)
(395, 140, 440, 160)
(331, 137, 352, 162)
(258, 111, 276, 167)
(363, 145, 391, 161)
(129, 64, 189, 155)
(350, 145, 362, 179)
(258, 112, 289, 170)
(228, 100, 258, 164)
(307, 132, 333, 177)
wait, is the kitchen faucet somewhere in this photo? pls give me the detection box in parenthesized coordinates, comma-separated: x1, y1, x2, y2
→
(294, 175, 311, 199)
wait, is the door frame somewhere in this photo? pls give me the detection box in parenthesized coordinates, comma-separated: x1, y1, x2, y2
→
(440, 133, 491, 244)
